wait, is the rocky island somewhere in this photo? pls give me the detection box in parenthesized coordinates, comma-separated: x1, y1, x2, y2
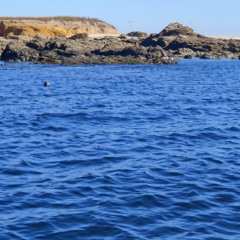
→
(0, 17, 240, 65)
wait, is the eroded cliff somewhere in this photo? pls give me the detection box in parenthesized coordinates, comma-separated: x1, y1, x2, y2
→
(0, 17, 119, 38)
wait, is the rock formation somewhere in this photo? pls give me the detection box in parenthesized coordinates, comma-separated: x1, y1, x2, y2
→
(0, 20, 240, 65)
(0, 17, 119, 38)
(127, 31, 149, 38)
(142, 23, 240, 59)
(0, 34, 174, 64)
(0, 17, 176, 65)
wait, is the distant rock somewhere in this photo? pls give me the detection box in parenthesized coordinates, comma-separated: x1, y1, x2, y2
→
(142, 22, 204, 48)
(0, 17, 119, 39)
(127, 31, 149, 38)
(26, 39, 46, 51)
(159, 22, 204, 38)
(68, 33, 89, 40)
(141, 22, 240, 59)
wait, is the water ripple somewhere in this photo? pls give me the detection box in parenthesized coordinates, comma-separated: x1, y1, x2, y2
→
(1, 60, 240, 239)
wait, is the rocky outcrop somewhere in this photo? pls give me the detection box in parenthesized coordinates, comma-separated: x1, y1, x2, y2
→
(142, 22, 240, 59)
(159, 22, 204, 38)
(127, 31, 149, 38)
(0, 34, 175, 65)
(142, 22, 206, 49)
(0, 17, 119, 38)
(1, 21, 240, 65)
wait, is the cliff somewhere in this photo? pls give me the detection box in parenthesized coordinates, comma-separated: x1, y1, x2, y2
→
(0, 17, 119, 38)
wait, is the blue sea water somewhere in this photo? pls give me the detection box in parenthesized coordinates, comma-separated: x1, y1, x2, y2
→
(0, 59, 240, 240)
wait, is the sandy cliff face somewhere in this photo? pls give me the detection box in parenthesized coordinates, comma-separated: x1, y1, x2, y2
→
(0, 17, 119, 38)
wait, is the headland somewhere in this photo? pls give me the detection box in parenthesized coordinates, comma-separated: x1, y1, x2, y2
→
(0, 17, 239, 65)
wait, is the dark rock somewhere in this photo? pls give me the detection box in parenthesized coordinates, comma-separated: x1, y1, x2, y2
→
(142, 23, 205, 48)
(175, 48, 196, 58)
(228, 41, 240, 53)
(1, 44, 20, 61)
(199, 53, 216, 59)
(44, 41, 67, 51)
(92, 47, 139, 57)
(38, 50, 61, 64)
(68, 33, 89, 40)
(141, 33, 162, 47)
(117, 34, 127, 39)
(90, 42, 175, 64)
(1, 42, 39, 61)
(55, 49, 75, 57)
(127, 31, 149, 38)
(159, 22, 204, 38)
(26, 39, 45, 51)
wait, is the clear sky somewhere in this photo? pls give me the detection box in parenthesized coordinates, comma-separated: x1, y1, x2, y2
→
(0, 0, 239, 36)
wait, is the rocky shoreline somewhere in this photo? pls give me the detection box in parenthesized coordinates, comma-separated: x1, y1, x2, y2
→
(0, 22, 240, 65)
(0, 34, 175, 65)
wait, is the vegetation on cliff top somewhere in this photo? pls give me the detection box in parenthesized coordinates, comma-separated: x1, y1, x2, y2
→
(0, 16, 118, 38)
(0, 16, 108, 24)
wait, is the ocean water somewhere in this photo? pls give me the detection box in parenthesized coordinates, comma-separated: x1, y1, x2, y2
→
(0, 59, 240, 240)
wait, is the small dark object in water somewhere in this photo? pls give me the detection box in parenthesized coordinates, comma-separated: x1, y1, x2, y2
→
(44, 81, 51, 87)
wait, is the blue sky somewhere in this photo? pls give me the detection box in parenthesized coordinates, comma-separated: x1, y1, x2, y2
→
(0, 0, 239, 36)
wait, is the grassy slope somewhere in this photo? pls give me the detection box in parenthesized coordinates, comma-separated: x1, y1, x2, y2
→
(0, 16, 106, 24)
